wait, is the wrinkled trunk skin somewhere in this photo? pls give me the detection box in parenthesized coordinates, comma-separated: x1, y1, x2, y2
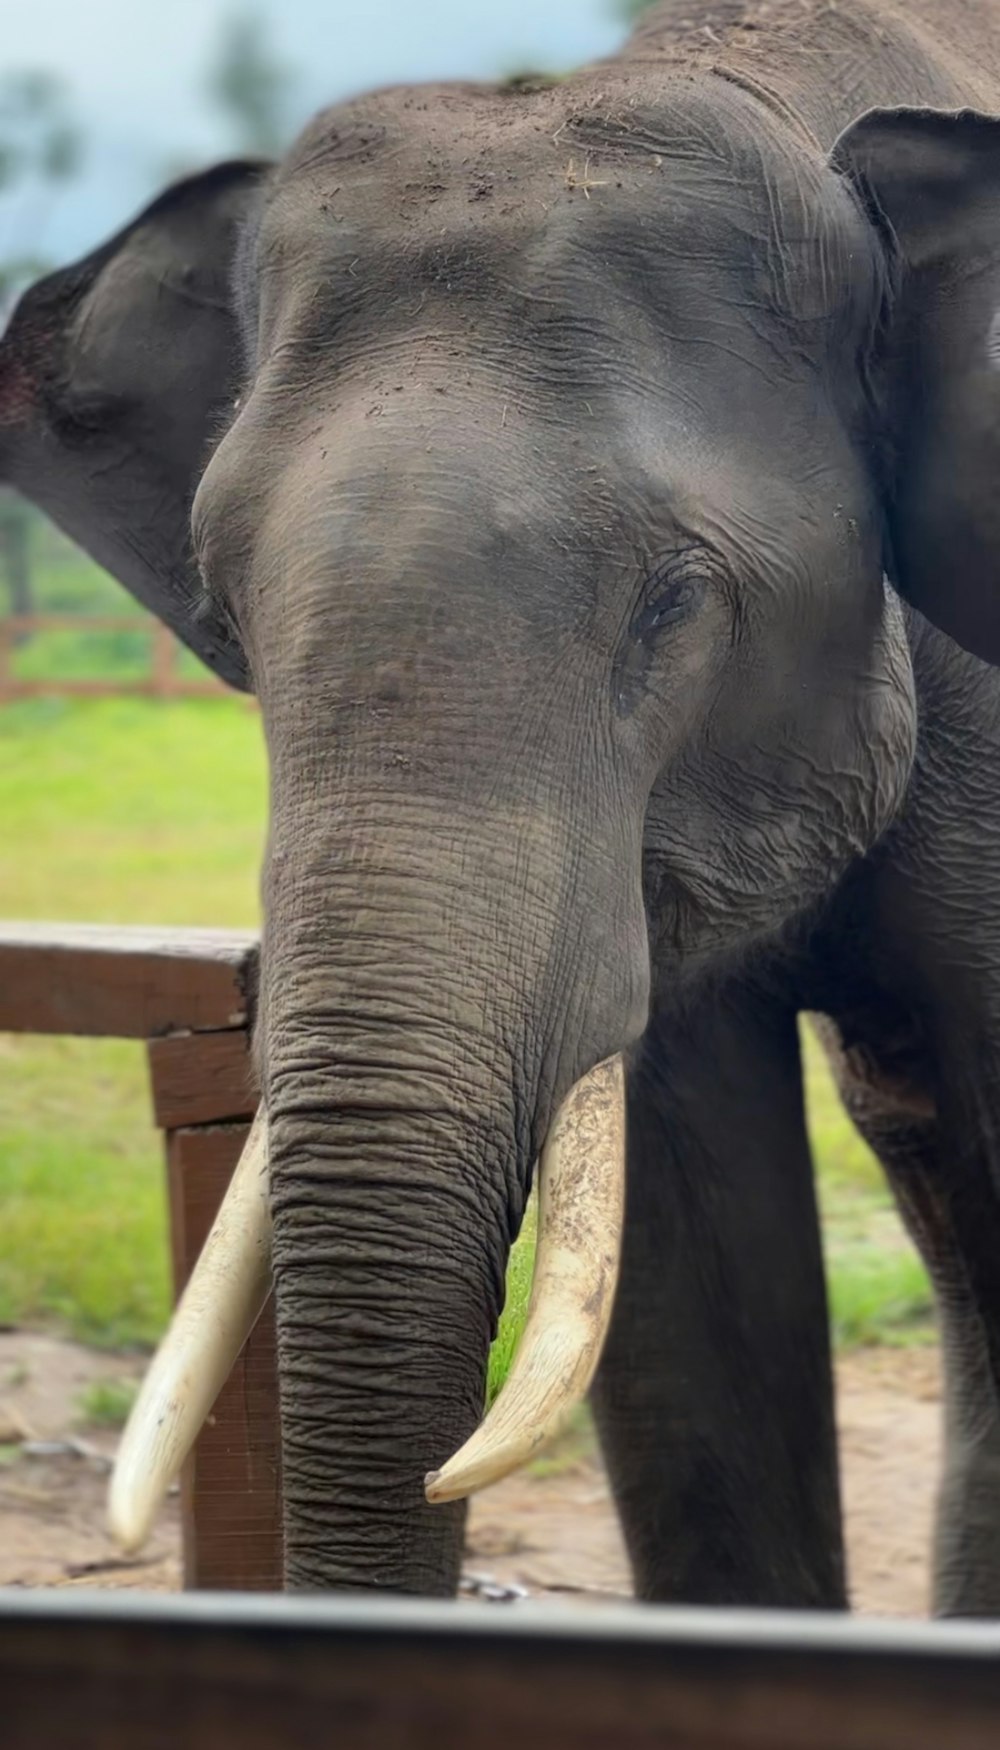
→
(261, 791, 632, 1592)
(270, 1069, 511, 1593)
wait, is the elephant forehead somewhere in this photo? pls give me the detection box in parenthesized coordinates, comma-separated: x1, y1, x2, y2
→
(277, 78, 565, 208)
(249, 72, 880, 364)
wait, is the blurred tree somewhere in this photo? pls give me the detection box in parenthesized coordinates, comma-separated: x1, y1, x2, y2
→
(615, 0, 654, 17)
(208, 10, 296, 158)
(0, 70, 85, 620)
(0, 70, 83, 304)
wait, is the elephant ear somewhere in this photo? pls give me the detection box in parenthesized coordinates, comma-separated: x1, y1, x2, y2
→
(0, 160, 269, 690)
(833, 107, 1000, 665)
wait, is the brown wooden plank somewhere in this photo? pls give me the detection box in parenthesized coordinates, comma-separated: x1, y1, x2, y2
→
(148, 1030, 258, 1130)
(0, 923, 258, 1038)
(151, 622, 178, 697)
(5, 614, 150, 631)
(2, 615, 231, 698)
(1, 678, 231, 699)
(2, 679, 159, 698)
(0, 618, 11, 702)
(167, 1123, 282, 1591)
(5, 1595, 1000, 1750)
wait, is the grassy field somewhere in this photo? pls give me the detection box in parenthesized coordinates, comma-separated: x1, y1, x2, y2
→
(0, 545, 935, 1375)
(0, 694, 267, 1348)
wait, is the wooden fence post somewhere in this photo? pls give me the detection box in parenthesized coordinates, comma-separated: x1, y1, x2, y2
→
(164, 1124, 282, 1590)
(0, 924, 282, 1590)
(147, 1024, 283, 1592)
(0, 618, 11, 702)
(151, 621, 178, 698)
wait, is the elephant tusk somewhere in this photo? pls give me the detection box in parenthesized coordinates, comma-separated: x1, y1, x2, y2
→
(425, 1053, 625, 1505)
(108, 1107, 271, 1554)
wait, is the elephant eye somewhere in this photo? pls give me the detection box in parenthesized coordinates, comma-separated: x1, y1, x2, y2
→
(613, 549, 714, 718)
(631, 554, 708, 643)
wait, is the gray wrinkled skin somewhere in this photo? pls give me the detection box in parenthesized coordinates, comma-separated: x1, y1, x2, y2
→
(4, 0, 1000, 1609)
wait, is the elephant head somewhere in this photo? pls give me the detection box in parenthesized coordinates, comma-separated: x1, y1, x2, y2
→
(3, 69, 1000, 1593)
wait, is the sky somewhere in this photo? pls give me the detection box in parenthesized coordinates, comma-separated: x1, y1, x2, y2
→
(1, 1, 630, 263)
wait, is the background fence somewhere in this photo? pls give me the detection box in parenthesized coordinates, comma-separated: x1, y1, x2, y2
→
(0, 497, 228, 700)
(0, 614, 228, 700)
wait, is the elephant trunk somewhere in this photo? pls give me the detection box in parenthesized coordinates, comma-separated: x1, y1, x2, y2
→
(264, 1019, 509, 1592)
(109, 804, 636, 1591)
(267, 976, 625, 1590)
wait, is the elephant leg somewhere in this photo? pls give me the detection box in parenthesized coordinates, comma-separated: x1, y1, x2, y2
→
(822, 1021, 1000, 1618)
(591, 985, 846, 1608)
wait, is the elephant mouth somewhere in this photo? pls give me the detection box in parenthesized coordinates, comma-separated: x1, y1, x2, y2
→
(107, 1054, 626, 1556)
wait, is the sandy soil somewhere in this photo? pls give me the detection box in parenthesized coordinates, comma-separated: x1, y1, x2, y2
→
(0, 1332, 941, 1613)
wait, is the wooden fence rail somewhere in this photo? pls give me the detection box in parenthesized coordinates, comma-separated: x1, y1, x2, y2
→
(0, 614, 230, 700)
(5, 1591, 1000, 1749)
(0, 922, 280, 1589)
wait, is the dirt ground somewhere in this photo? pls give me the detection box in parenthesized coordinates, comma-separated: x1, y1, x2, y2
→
(0, 1332, 941, 1614)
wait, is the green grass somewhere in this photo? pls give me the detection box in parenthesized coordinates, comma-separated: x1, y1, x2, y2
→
(0, 696, 266, 924)
(829, 1248, 933, 1349)
(487, 1201, 536, 1408)
(76, 1376, 140, 1428)
(0, 549, 935, 1369)
(803, 1023, 934, 1346)
(0, 1036, 168, 1346)
(0, 684, 266, 1349)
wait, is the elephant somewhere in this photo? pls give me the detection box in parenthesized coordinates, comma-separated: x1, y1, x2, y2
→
(5, 0, 1000, 1612)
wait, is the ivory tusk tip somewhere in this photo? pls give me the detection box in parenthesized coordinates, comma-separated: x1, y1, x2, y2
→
(426, 1053, 625, 1509)
(425, 1423, 550, 1505)
(107, 1484, 153, 1555)
(423, 1469, 446, 1504)
(423, 1458, 505, 1505)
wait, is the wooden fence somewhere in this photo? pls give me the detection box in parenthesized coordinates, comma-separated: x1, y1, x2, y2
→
(6, 1591, 1000, 1749)
(0, 614, 229, 700)
(0, 921, 277, 1591)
